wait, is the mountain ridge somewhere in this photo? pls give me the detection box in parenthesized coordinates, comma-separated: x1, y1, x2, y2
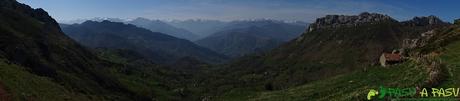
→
(61, 20, 229, 64)
(195, 19, 306, 57)
(127, 17, 200, 41)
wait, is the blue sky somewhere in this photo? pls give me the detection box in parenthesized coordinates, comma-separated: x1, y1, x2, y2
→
(17, 0, 460, 22)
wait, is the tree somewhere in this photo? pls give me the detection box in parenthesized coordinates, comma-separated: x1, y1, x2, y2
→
(455, 19, 460, 25)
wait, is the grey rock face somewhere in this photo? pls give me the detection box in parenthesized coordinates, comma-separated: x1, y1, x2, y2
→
(307, 12, 395, 32)
(402, 16, 448, 26)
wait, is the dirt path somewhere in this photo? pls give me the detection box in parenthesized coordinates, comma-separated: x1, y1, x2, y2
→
(0, 81, 11, 101)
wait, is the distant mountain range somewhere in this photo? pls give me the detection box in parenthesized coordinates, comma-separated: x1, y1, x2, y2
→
(61, 20, 228, 64)
(195, 20, 307, 57)
(60, 18, 308, 41)
(61, 17, 200, 41)
(166, 19, 230, 39)
(60, 18, 308, 58)
(126, 18, 200, 41)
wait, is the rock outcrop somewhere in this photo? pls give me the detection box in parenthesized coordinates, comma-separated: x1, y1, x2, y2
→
(402, 16, 448, 26)
(307, 12, 450, 32)
(307, 12, 395, 32)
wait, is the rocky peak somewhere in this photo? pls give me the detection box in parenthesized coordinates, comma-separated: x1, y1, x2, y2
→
(307, 12, 395, 32)
(1, 0, 58, 26)
(402, 16, 448, 26)
(31, 8, 58, 24)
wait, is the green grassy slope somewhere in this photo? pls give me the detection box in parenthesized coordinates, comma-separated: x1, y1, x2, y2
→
(439, 40, 460, 87)
(248, 60, 429, 101)
(0, 48, 194, 101)
(0, 59, 92, 101)
(94, 48, 199, 100)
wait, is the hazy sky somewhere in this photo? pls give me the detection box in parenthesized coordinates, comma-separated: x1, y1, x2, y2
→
(17, 0, 460, 22)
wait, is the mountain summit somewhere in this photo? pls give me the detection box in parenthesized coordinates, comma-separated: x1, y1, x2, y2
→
(402, 16, 449, 26)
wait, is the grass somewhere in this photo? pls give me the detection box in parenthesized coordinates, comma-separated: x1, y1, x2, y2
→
(106, 67, 181, 101)
(0, 59, 91, 101)
(244, 60, 429, 101)
(0, 49, 183, 101)
(241, 27, 460, 101)
(213, 88, 261, 101)
(210, 59, 429, 101)
(94, 49, 187, 100)
(438, 40, 460, 88)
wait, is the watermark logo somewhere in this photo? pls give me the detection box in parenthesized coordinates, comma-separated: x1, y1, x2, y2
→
(367, 89, 378, 100)
(367, 86, 460, 100)
(420, 88, 459, 97)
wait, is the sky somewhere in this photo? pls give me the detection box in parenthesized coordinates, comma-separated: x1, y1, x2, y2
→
(17, 0, 460, 23)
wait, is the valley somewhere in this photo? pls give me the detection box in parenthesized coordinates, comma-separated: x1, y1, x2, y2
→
(1, 0, 460, 101)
